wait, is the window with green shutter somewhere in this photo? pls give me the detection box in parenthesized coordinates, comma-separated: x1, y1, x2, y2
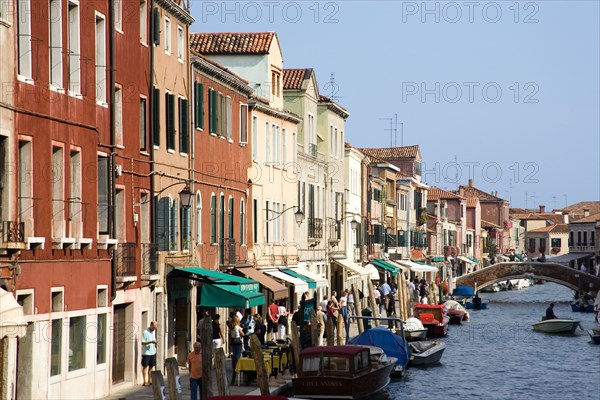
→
(166, 93, 175, 151)
(209, 89, 217, 134)
(210, 194, 216, 243)
(228, 197, 234, 239)
(156, 197, 169, 251)
(181, 205, 191, 251)
(152, 87, 160, 147)
(169, 199, 178, 251)
(152, 7, 160, 45)
(179, 97, 189, 153)
(240, 199, 245, 245)
(194, 82, 204, 130)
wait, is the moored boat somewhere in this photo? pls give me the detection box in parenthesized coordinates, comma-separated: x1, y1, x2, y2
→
(292, 345, 395, 399)
(403, 317, 428, 341)
(532, 319, 581, 334)
(587, 329, 600, 344)
(444, 300, 470, 324)
(570, 302, 595, 313)
(408, 340, 446, 366)
(348, 326, 410, 376)
(413, 304, 449, 337)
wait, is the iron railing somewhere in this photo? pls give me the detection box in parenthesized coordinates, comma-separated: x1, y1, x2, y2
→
(219, 238, 248, 265)
(141, 243, 158, 275)
(116, 243, 136, 277)
(308, 217, 323, 239)
(0, 221, 25, 243)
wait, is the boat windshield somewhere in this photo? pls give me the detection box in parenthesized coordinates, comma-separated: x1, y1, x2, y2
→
(303, 355, 350, 372)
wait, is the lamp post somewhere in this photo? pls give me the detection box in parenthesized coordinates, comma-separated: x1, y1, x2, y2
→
(266, 205, 305, 226)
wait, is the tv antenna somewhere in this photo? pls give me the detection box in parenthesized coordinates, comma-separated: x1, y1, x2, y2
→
(379, 113, 403, 147)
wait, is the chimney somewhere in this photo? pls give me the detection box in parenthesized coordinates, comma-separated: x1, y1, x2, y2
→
(563, 211, 569, 224)
(584, 208, 590, 217)
(539, 205, 545, 214)
(468, 179, 474, 187)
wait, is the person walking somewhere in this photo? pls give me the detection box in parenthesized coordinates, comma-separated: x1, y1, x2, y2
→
(141, 321, 158, 386)
(277, 302, 289, 340)
(339, 290, 350, 339)
(240, 310, 255, 351)
(254, 314, 266, 345)
(229, 316, 244, 385)
(316, 306, 326, 346)
(187, 342, 203, 400)
(267, 300, 279, 341)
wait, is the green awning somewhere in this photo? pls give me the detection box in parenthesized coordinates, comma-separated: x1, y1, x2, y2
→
(171, 266, 260, 291)
(282, 269, 317, 289)
(200, 284, 265, 308)
(468, 257, 480, 264)
(431, 257, 445, 262)
(371, 260, 401, 276)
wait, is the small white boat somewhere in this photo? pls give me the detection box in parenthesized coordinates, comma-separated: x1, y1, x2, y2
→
(510, 279, 532, 290)
(532, 319, 581, 334)
(408, 340, 446, 366)
(481, 283, 500, 293)
(403, 317, 428, 341)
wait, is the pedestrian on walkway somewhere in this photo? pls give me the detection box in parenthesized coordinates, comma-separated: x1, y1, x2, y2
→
(229, 316, 244, 385)
(141, 321, 157, 386)
(187, 342, 203, 400)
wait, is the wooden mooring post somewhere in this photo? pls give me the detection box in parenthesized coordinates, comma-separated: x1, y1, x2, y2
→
(214, 347, 230, 396)
(164, 357, 182, 400)
(352, 284, 363, 334)
(250, 334, 270, 395)
(368, 280, 379, 326)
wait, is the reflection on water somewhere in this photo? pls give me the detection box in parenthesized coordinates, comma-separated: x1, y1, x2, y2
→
(374, 283, 600, 400)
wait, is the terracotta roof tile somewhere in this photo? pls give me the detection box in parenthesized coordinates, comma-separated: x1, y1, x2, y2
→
(510, 213, 564, 224)
(466, 197, 479, 208)
(427, 187, 464, 201)
(556, 202, 600, 218)
(189, 32, 275, 54)
(283, 68, 311, 90)
(528, 224, 569, 233)
(570, 212, 600, 224)
(481, 220, 501, 229)
(360, 146, 420, 159)
(458, 185, 506, 202)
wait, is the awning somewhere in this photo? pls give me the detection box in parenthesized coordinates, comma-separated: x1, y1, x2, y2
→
(431, 256, 445, 262)
(333, 259, 369, 278)
(397, 260, 438, 273)
(371, 260, 401, 276)
(200, 284, 264, 308)
(169, 266, 258, 288)
(468, 257, 480, 264)
(385, 260, 410, 272)
(547, 253, 594, 264)
(263, 270, 309, 293)
(288, 268, 328, 289)
(364, 263, 381, 280)
(0, 288, 28, 338)
(236, 267, 288, 300)
(458, 256, 477, 265)
(282, 269, 317, 289)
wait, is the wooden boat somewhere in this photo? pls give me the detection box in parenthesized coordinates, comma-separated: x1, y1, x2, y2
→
(532, 319, 581, 334)
(292, 345, 395, 399)
(413, 304, 449, 337)
(587, 329, 600, 344)
(445, 300, 469, 324)
(570, 302, 595, 313)
(408, 340, 446, 366)
(403, 317, 428, 341)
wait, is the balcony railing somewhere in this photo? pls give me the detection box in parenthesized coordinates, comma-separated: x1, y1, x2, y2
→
(116, 243, 136, 277)
(0, 221, 25, 243)
(308, 217, 323, 239)
(141, 243, 158, 275)
(220, 238, 248, 266)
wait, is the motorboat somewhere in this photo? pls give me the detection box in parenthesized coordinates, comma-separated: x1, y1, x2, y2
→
(403, 317, 428, 341)
(408, 340, 446, 366)
(444, 300, 469, 324)
(570, 302, 595, 313)
(413, 304, 449, 337)
(480, 283, 500, 293)
(532, 318, 582, 334)
(292, 345, 395, 399)
(509, 279, 532, 290)
(452, 286, 475, 297)
(348, 326, 410, 376)
(465, 296, 488, 310)
(587, 329, 600, 344)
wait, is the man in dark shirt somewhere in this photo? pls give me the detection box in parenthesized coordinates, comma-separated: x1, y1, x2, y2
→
(545, 303, 557, 320)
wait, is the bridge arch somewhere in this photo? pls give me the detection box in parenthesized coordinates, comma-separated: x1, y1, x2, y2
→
(455, 262, 600, 294)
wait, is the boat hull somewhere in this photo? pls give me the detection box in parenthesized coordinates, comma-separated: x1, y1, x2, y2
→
(532, 319, 581, 334)
(424, 320, 449, 337)
(448, 310, 464, 325)
(403, 329, 428, 342)
(588, 330, 600, 344)
(409, 341, 446, 366)
(292, 363, 395, 399)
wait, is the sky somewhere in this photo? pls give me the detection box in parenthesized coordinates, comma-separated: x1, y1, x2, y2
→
(189, 1, 600, 210)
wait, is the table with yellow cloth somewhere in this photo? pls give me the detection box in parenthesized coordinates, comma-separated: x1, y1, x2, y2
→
(234, 357, 272, 385)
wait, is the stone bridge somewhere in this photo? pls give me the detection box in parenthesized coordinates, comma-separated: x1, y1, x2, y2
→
(455, 262, 600, 294)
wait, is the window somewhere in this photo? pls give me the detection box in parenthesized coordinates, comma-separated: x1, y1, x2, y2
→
(583, 232, 587, 246)
(271, 70, 280, 97)
(569, 231, 574, 246)
(210, 194, 216, 244)
(70, 150, 82, 237)
(577, 232, 582, 246)
(139, 97, 147, 150)
(165, 92, 175, 151)
(169, 199, 178, 251)
(68, 1, 80, 94)
(51, 289, 64, 312)
(152, 87, 160, 146)
(340, 130, 344, 159)
(17, 0, 32, 79)
(329, 125, 333, 156)
(265, 122, 270, 162)
(97, 156, 109, 234)
(95, 13, 106, 102)
(539, 238, 547, 251)
(253, 198, 258, 244)
(228, 197, 234, 239)
(156, 197, 169, 250)
(195, 193, 201, 244)
(179, 97, 189, 153)
(282, 128, 287, 166)
(180, 202, 190, 251)
(528, 238, 535, 252)
(51, 318, 62, 376)
(115, 188, 124, 240)
(282, 202, 286, 243)
(252, 116, 258, 159)
(114, 0, 122, 31)
(239, 104, 248, 143)
(308, 114, 315, 155)
(164, 17, 171, 53)
(208, 90, 231, 137)
(49, 0, 63, 87)
(18, 140, 33, 236)
(551, 238, 561, 249)
(240, 199, 245, 245)
(334, 127, 338, 158)
(52, 146, 64, 238)
(219, 194, 225, 245)
(115, 86, 123, 145)
(97, 314, 107, 364)
(592, 231, 596, 246)
(140, 193, 150, 243)
(139, 0, 147, 43)
(226, 97, 232, 140)
(265, 201, 270, 243)
(152, 7, 160, 45)
(194, 82, 204, 130)
(273, 124, 279, 164)
(69, 316, 86, 371)
(177, 25, 184, 60)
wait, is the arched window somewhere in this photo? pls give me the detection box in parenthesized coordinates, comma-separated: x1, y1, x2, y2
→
(210, 194, 216, 244)
(219, 194, 225, 244)
(228, 196, 234, 240)
(196, 192, 202, 245)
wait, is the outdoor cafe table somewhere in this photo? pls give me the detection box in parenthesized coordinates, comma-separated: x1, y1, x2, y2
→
(234, 357, 272, 385)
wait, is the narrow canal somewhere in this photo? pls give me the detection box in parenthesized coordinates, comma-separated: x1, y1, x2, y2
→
(374, 283, 600, 400)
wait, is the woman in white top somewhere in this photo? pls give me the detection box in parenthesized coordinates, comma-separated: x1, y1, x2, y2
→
(277, 302, 288, 340)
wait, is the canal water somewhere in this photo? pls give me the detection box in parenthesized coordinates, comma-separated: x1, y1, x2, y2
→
(374, 282, 600, 400)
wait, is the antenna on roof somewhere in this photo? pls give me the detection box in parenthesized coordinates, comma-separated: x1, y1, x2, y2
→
(379, 114, 402, 147)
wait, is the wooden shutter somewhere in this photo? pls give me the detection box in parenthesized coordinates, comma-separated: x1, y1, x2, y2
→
(152, 87, 160, 146)
(166, 93, 175, 150)
(179, 98, 189, 153)
(156, 197, 169, 251)
(240, 104, 248, 143)
(210, 195, 216, 243)
(195, 82, 204, 130)
(209, 89, 216, 134)
(170, 199, 178, 251)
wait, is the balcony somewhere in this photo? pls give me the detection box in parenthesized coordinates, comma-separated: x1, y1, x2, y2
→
(141, 243, 159, 280)
(308, 217, 323, 239)
(0, 221, 26, 254)
(219, 238, 248, 266)
(116, 243, 137, 284)
(328, 220, 341, 245)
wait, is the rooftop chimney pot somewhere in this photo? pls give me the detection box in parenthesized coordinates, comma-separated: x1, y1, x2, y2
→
(539, 205, 545, 213)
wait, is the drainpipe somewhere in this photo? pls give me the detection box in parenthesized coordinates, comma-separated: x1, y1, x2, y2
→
(109, 0, 117, 301)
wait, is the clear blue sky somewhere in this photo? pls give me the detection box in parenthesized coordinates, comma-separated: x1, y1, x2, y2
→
(190, 1, 599, 210)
